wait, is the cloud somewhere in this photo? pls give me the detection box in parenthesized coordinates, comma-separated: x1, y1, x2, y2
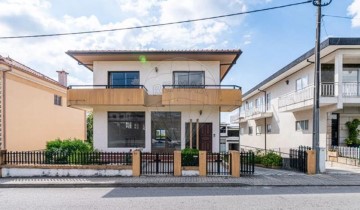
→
(0, 0, 252, 85)
(348, 0, 360, 27)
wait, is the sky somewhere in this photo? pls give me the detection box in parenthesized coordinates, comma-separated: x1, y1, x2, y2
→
(1, 0, 360, 123)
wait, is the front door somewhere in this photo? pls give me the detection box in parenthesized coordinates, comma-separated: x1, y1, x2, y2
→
(199, 123, 212, 152)
(331, 113, 339, 146)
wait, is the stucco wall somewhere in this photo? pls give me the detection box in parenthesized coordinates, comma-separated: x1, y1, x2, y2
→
(5, 69, 86, 151)
(2, 168, 132, 177)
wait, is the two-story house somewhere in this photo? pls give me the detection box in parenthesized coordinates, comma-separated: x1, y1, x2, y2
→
(220, 123, 240, 152)
(0, 55, 86, 151)
(231, 37, 360, 156)
(66, 50, 242, 153)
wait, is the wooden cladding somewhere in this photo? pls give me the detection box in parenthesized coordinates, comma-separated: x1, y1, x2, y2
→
(162, 88, 242, 112)
(67, 88, 147, 106)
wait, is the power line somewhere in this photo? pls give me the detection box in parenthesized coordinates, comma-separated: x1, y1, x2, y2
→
(321, 16, 329, 37)
(0, 0, 312, 40)
(323, 14, 360, 20)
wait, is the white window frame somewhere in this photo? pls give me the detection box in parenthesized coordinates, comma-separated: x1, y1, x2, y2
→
(256, 126, 262, 135)
(266, 124, 272, 133)
(296, 76, 308, 91)
(296, 120, 309, 131)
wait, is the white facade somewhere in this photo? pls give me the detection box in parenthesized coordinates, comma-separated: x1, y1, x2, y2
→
(231, 38, 360, 153)
(92, 60, 221, 152)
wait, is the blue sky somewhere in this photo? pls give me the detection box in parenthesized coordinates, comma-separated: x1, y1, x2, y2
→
(0, 0, 360, 122)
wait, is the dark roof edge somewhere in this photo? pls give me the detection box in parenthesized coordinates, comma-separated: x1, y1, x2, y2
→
(221, 50, 242, 82)
(66, 49, 242, 55)
(243, 37, 360, 98)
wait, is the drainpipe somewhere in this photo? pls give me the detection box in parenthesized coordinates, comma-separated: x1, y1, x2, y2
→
(258, 89, 267, 152)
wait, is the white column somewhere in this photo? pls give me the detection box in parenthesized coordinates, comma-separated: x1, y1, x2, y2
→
(334, 51, 343, 109)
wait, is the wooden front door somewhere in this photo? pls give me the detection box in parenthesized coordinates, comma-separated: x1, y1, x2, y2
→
(199, 123, 212, 152)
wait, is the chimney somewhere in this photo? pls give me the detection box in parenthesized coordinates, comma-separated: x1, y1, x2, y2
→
(56, 70, 69, 87)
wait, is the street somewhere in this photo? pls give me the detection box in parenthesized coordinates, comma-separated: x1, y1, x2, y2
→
(0, 186, 359, 210)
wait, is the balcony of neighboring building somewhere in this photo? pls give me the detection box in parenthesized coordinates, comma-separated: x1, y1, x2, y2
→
(242, 104, 272, 121)
(67, 85, 149, 109)
(161, 85, 242, 112)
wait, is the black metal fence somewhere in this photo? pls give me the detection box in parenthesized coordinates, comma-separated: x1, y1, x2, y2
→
(206, 153, 231, 176)
(141, 153, 174, 175)
(240, 151, 255, 175)
(290, 146, 311, 173)
(3, 151, 132, 165)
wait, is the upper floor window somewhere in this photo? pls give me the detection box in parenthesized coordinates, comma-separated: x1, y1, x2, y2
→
(266, 93, 271, 111)
(173, 71, 204, 87)
(108, 71, 139, 88)
(54, 95, 62, 106)
(228, 130, 239, 137)
(296, 76, 308, 91)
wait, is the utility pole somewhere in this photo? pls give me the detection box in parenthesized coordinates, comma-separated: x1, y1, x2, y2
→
(312, 0, 332, 174)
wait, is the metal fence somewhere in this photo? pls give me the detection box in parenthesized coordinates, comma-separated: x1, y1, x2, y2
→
(240, 151, 255, 175)
(3, 151, 132, 165)
(290, 146, 311, 173)
(333, 146, 360, 159)
(206, 153, 231, 176)
(141, 153, 174, 175)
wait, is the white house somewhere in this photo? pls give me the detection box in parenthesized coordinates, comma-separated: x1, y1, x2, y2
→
(231, 37, 360, 155)
(66, 50, 242, 153)
(220, 123, 240, 152)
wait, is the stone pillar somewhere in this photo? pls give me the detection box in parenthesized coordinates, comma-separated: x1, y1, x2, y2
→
(199, 151, 207, 176)
(231, 151, 240, 177)
(307, 150, 316, 175)
(132, 150, 141, 177)
(174, 151, 182, 177)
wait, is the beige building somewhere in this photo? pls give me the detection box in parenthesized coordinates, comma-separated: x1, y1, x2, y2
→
(0, 55, 86, 151)
(231, 38, 360, 167)
(66, 50, 242, 153)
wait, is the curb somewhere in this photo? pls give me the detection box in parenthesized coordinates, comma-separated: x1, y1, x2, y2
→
(1, 183, 360, 188)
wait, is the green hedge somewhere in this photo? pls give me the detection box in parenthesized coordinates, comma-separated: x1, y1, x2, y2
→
(181, 148, 199, 166)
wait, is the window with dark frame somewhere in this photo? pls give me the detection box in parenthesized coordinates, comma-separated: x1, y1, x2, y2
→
(173, 71, 205, 87)
(54, 95, 62, 106)
(108, 71, 140, 88)
(248, 126, 253, 135)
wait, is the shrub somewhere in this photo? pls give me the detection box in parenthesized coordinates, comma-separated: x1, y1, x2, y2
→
(45, 138, 93, 164)
(345, 119, 360, 147)
(181, 148, 199, 166)
(261, 152, 282, 167)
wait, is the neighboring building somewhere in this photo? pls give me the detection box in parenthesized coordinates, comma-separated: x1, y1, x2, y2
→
(66, 50, 242, 153)
(0, 55, 86, 151)
(220, 123, 239, 152)
(231, 37, 360, 154)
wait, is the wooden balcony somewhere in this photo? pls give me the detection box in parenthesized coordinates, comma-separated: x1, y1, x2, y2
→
(67, 85, 148, 108)
(162, 85, 242, 112)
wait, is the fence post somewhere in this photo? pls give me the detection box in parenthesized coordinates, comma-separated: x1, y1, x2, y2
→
(307, 150, 316, 175)
(0, 150, 6, 178)
(231, 151, 240, 178)
(132, 150, 141, 177)
(199, 151, 207, 177)
(174, 151, 182, 177)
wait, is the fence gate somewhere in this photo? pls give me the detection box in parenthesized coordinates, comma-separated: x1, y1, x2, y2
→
(206, 153, 231, 176)
(240, 152, 255, 175)
(140, 153, 174, 175)
(290, 146, 310, 173)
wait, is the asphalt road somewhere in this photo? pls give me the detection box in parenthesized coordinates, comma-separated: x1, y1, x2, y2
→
(0, 186, 359, 210)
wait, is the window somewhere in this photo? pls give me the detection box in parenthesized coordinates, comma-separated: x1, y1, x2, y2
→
(54, 95, 62, 106)
(266, 124, 272, 133)
(296, 120, 309, 131)
(152, 112, 181, 150)
(255, 99, 259, 108)
(185, 123, 197, 149)
(220, 126, 226, 133)
(228, 130, 239, 137)
(108, 71, 139, 87)
(266, 93, 271, 111)
(295, 76, 308, 91)
(173, 71, 204, 87)
(108, 112, 145, 148)
(248, 126, 253, 135)
(256, 126, 262, 135)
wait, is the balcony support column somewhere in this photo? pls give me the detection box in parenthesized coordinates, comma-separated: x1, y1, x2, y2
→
(334, 52, 343, 109)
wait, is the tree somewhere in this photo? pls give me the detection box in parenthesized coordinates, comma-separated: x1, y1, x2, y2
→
(87, 112, 93, 145)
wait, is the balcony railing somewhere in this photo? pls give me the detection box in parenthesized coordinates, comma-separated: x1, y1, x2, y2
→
(162, 85, 242, 112)
(343, 82, 360, 97)
(67, 85, 148, 107)
(278, 85, 314, 108)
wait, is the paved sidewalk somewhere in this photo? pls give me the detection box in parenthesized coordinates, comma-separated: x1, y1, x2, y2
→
(0, 173, 359, 188)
